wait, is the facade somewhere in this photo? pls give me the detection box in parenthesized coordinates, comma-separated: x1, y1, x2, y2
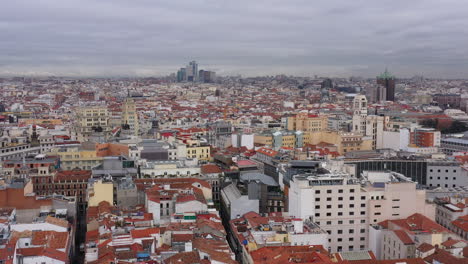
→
(441, 137, 468, 155)
(410, 128, 441, 148)
(53, 170, 92, 212)
(289, 173, 368, 253)
(427, 161, 468, 188)
(140, 159, 200, 178)
(87, 179, 114, 207)
(287, 113, 328, 132)
(48, 144, 103, 170)
(74, 106, 111, 141)
(352, 95, 368, 134)
(433, 93, 461, 109)
(220, 183, 259, 221)
(121, 97, 139, 136)
(370, 213, 454, 260)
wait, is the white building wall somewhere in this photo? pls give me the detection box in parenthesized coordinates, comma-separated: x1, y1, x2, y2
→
(11, 223, 67, 233)
(175, 200, 207, 214)
(146, 199, 161, 224)
(382, 131, 400, 151)
(427, 165, 468, 188)
(20, 256, 65, 264)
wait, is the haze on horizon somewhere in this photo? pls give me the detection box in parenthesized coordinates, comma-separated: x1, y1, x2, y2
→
(1, 0, 467, 78)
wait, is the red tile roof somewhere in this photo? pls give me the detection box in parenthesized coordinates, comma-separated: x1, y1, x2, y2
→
(424, 248, 468, 264)
(250, 245, 331, 264)
(201, 164, 222, 174)
(393, 230, 414, 245)
(16, 248, 68, 263)
(130, 227, 160, 239)
(417, 242, 434, 252)
(31, 231, 69, 249)
(390, 213, 450, 234)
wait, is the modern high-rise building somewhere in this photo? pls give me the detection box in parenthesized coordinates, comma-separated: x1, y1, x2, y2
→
(176, 68, 186, 82)
(186, 61, 198, 82)
(377, 69, 396, 101)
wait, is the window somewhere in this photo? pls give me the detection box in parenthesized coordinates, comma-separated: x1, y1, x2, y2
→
(338, 197, 343, 201)
(315, 198, 320, 202)
(338, 238, 342, 242)
(315, 205, 320, 209)
(327, 205, 332, 209)
(338, 189, 343, 193)
(360, 245, 365, 250)
(360, 237, 366, 241)
(361, 196, 366, 200)
(327, 190, 332, 194)
(350, 189, 355, 193)
(327, 230, 331, 235)
(360, 229, 365, 233)
(338, 230, 343, 234)
(375, 205, 381, 208)
(338, 204, 343, 208)
(350, 204, 355, 208)
(349, 246, 354, 251)
(375, 212, 381, 216)
(337, 246, 342, 252)
(349, 229, 354, 234)
(361, 203, 366, 207)
(326, 221, 332, 225)
(338, 212, 343, 216)
(338, 220, 343, 224)
(327, 197, 332, 201)
(350, 196, 355, 200)
(326, 212, 331, 216)
(315, 213, 320, 217)
(349, 237, 354, 241)
(361, 211, 366, 215)
(315, 190, 320, 194)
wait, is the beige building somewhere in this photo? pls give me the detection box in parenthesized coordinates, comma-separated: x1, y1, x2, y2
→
(287, 113, 328, 132)
(254, 130, 372, 154)
(289, 170, 436, 253)
(87, 179, 114, 207)
(75, 106, 111, 141)
(363, 171, 435, 225)
(185, 139, 211, 161)
(47, 144, 103, 170)
(121, 97, 139, 136)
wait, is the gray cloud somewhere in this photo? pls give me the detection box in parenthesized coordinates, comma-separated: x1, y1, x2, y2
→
(0, 0, 467, 78)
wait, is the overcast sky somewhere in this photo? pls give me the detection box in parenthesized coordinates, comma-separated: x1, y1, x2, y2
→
(1, 0, 467, 78)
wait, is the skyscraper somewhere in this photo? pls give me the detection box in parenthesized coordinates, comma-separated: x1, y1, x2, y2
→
(377, 69, 396, 101)
(176, 68, 186, 82)
(186, 61, 198, 82)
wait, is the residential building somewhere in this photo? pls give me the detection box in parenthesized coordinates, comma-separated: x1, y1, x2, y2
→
(229, 212, 328, 264)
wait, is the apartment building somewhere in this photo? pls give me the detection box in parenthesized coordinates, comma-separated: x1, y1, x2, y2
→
(74, 106, 111, 141)
(289, 173, 368, 253)
(287, 113, 328, 132)
(48, 144, 103, 170)
(288, 170, 435, 253)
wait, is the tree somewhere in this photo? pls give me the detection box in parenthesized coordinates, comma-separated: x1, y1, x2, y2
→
(420, 119, 438, 129)
(442, 121, 468, 134)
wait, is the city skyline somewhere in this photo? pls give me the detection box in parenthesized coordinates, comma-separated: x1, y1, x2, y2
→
(1, 0, 468, 78)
